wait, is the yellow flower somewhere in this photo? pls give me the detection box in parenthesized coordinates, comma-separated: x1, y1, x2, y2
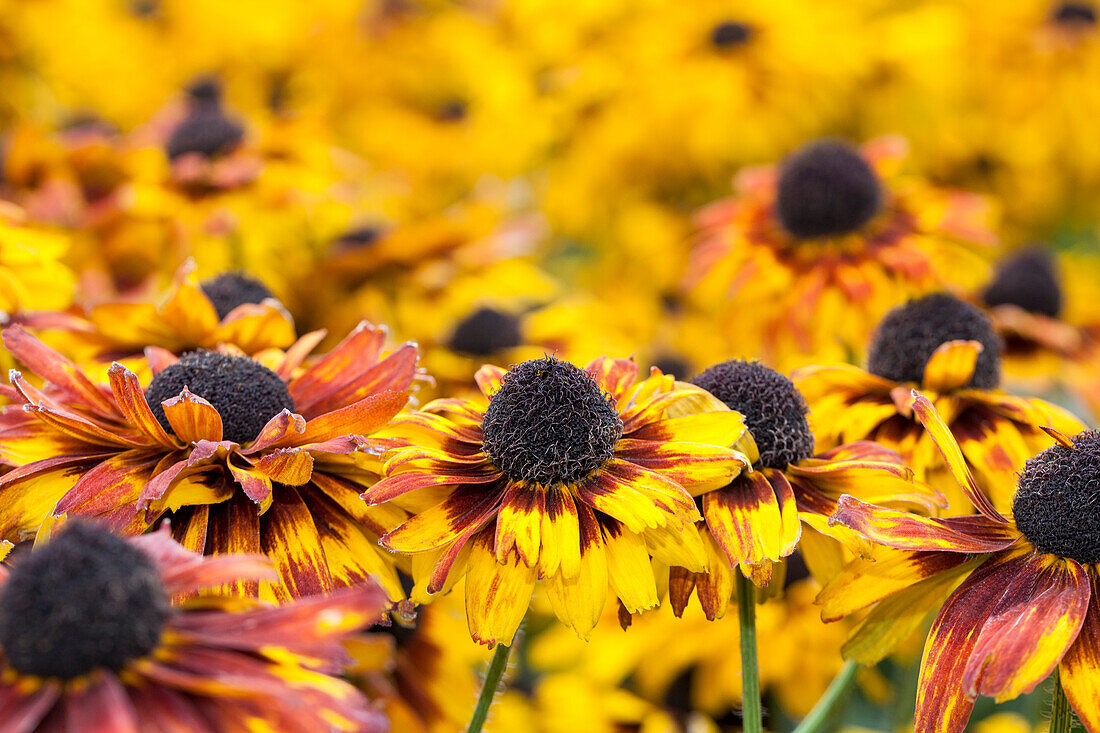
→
(684, 137, 997, 371)
(366, 355, 751, 645)
(795, 293, 1084, 513)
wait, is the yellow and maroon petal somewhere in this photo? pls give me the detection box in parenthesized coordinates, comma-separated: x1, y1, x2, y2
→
(260, 486, 335, 601)
(544, 503, 608, 639)
(1060, 573, 1100, 731)
(297, 344, 417, 418)
(207, 495, 264, 597)
(162, 389, 224, 444)
(615, 438, 748, 495)
(53, 449, 160, 533)
(381, 480, 508, 553)
(911, 392, 1005, 522)
(962, 553, 1090, 702)
(703, 472, 791, 572)
(362, 466, 500, 505)
(209, 303, 296, 353)
(251, 449, 314, 487)
(584, 356, 640, 406)
(921, 340, 982, 393)
(601, 517, 659, 614)
(494, 483, 545, 567)
(474, 364, 506, 398)
(626, 410, 748, 451)
(287, 323, 385, 407)
(539, 485, 582, 579)
(465, 532, 537, 647)
(914, 550, 1032, 733)
(107, 363, 176, 449)
(645, 521, 708, 573)
(830, 495, 1019, 553)
(575, 469, 672, 533)
(601, 458, 700, 525)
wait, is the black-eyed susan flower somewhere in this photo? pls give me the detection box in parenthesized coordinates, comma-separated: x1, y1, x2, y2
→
(684, 137, 996, 371)
(366, 355, 751, 645)
(822, 393, 1100, 732)
(0, 521, 388, 732)
(666, 360, 940, 616)
(794, 292, 1084, 513)
(0, 320, 417, 602)
(60, 260, 296, 379)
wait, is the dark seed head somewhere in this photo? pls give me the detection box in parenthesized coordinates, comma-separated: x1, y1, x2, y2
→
(982, 247, 1062, 319)
(447, 307, 522, 357)
(481, 356, 623, 486)
(144, 350, 294, 445)
(710, 20, 753, 48)
(867, 293, 1003, 389)
(690, 360, 814, 470)
(651, 353, 692, 379)
(1051, 1, 1097, 26)
(436, 99, 468, 122)
(165, 79, 245, 162)
(334, 226, 384, 250)
(199, 271, 278, 321)
(775, 139, 882, 240)
(1014, 431, 1100, 563)
(0, 522, 169, 679)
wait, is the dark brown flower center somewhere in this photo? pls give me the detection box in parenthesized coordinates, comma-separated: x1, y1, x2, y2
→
(775, 139, 882, 240)
(447, 307, 522, 357)
(867, 293, 1003, 389)
(982, 248, 1062, 319)
(710, 20, 753, 48)
(1051, 1, 1098, 26)
(144, 350, 294, 444)
(165, 78, 245, 161)
(0, 522, 169, 679)
(199, 271, 277, 321)
(1014, 431, 1100, 563)
(481, 356, 622, 485)
(690, 359, 813, 470)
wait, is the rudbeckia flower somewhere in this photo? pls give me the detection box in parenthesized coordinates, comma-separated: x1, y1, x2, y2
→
(0, 521, 388, 732)
(0, 320, 417, 602)
(667, 360, 940, 618)
(822, 393, 1100, 732)
(683, 137, 996, 370)
(794, 292, 1083, 512)
(60, 261, 296, 379)
(365, 355, 752, 646)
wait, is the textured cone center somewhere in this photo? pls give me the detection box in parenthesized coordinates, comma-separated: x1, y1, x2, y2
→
(166, 79, 244, 161)
(144, 350, 294, 444)
(199, 271, 278, 321)
(481, 356, 622, 485)
(690, 359, 814, 470)
(867, 293, 1003, 389)
(710, 20, 753, 48)
(1014, 431, 1100, 563)
(775, 139, 882, 240)
(1052, 1, 1098, 26)
(448, 307, 522, 357)
(0, 523, 169, 679)
(982, 248, 1062, 319)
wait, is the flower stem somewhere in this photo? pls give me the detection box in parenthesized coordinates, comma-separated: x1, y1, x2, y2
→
(1051, 669, 1077, 733)
(465, 642, 511, 733)
(791, 660, 859, 733)
(737, 572, 763, 733)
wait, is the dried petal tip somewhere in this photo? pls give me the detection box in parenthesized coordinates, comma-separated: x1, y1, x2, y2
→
(775, 139, 882, 240)
(867, 293, 1002, 389)
(481, 356, 622, 485)
(0, 522, 169, 679)
(690, 359, 813, 469)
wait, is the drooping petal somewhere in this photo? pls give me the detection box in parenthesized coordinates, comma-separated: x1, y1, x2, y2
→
(830, 495, 1019, 553)
(465, 532, 537, 647)
(252, 448, 314, 486)
(962, 553, 1090, 702)
(911, 392, 1005, 522)
(601, 517, 659, 614)
(702, 473, 782, 571)
(538, 485, 581, 579)
(279, 390, 408, 447)
(1060, 574, 1100, 732)
(3, 325, 117, 416)
(544, 503, 608, 639)
(914, 550, 1032, 733)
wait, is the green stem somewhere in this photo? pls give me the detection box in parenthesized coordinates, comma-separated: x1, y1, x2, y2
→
(1051, 669, 1077, 733)
(791, 660, 859, 733)
(737, 572, 763, 733)
(465, 642, 511, 733)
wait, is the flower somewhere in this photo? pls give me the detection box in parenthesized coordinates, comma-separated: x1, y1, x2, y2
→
(0, 320, 418, 602)
(57, 260, 296, 380)
(0, 521, 388, 732)
(365, 355, 752, 645)
(666, 360, 941, 617)
(821, 393, 1100, 732)
(794, 292, 1084, 512)
(683, 136, 996, 370)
